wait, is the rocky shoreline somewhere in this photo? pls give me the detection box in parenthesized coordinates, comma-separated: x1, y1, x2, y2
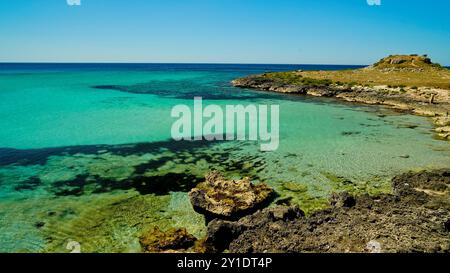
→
(204, 169, 450, 253)
(232, 76, 450, 140)
(139, 169, 450, 253)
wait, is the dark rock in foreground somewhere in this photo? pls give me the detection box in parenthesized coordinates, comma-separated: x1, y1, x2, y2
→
(189, 171, 274, 220)
(204, 169, 450, 253)
(204, 206, 305, 253)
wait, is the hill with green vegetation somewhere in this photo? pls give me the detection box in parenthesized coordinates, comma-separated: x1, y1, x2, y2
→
(370, 54, 444, 71)
(291, 54, 450, 90)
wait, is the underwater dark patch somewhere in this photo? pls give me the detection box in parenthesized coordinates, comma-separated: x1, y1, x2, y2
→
(275, 196, 294, 206)
(218, 155, 266, 181)
(91, 81, 368, 107)
(397, 124, 419, 129)
(14, 176, 42, 191)
(359, 123, 381, 127)
(46, 144, 266, 197)
(52, 175, 89, 196)
(0, 137, 227, 167)
(127, 173, 202, 195)
(285, 153, 299, 158)
(50, 172, 203, 196)
(91, 80, 279, 101)
(34, 221, 46, 229)
(133, 156, 174, 175)
(341, 131, 362, 136)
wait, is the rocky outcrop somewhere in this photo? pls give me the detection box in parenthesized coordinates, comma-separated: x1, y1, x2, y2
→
(434, 116, 450, 127)
(232, 76, 311, 94)
(432, 117, 450, 140)
(233, 76, 450, 117)
(204, 206, 305, 253)
(392, 169, 450, 205)
(435, 126, 450, 140)
(188, 171, 274, 220)
(369, 54, 439, 71)
(231, 75, 345, 97)
(204, 169, 450, 253)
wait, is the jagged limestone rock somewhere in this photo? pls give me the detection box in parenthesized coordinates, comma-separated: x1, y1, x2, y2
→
(189, 171, 273, 219)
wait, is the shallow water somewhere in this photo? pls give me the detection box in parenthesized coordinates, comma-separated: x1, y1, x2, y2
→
(0, 64, 449, 252)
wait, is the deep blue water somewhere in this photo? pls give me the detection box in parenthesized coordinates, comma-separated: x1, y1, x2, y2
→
(0, 63, 365, 73)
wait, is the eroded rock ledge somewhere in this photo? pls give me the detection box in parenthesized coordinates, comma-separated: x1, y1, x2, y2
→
(189, 171, 274, 221)
(204, 169, 450, 253)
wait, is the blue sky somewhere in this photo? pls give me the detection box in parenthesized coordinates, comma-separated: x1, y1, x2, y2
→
(0, 0, 449, 65)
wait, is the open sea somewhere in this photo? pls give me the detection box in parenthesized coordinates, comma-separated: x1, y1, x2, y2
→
(0, 63, 449, 252)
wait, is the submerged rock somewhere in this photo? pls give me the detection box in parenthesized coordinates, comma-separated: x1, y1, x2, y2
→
(189, 171, 274, 220)
(139, 227, 197, 253)
(281, 182, 308, 193)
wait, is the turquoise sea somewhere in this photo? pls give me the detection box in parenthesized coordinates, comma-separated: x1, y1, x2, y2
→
(0, 63, 449, 252)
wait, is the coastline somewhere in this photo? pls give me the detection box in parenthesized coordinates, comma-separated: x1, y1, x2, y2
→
(232, 75, 450, 140)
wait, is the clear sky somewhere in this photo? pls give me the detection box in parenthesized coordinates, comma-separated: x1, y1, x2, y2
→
(0, 0, 449, 65)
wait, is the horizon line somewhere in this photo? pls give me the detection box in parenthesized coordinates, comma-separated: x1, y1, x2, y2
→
(0, 61, 369, 66)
